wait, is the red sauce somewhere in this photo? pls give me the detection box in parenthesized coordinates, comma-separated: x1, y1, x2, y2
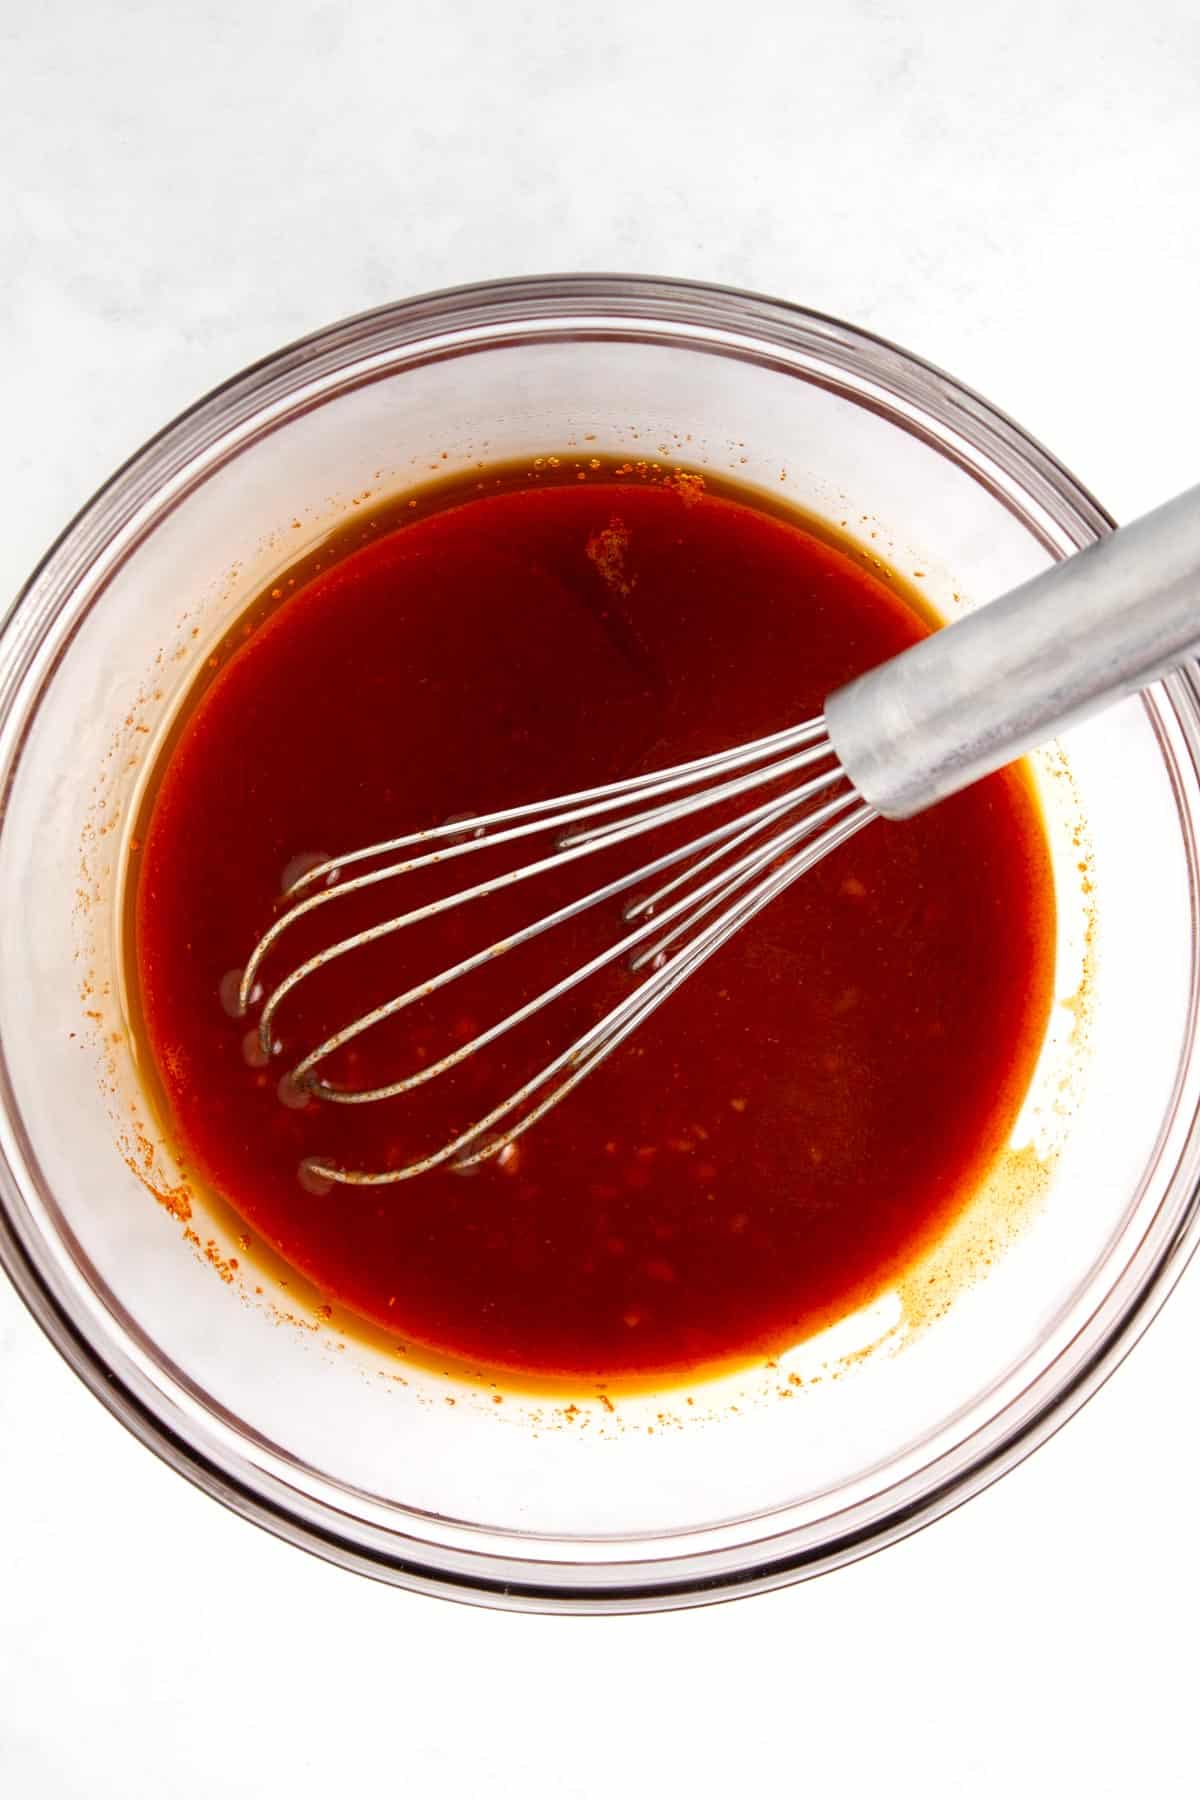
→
(133, 464, 1055, 1381)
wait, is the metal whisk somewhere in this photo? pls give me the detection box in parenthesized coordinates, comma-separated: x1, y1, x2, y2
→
(238, 485, 1200, 1186)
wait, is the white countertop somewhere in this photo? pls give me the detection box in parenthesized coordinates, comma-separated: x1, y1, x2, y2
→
(3, 3, 1199, 1793)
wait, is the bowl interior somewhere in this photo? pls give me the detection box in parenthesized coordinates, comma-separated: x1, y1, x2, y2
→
(1, 283, 1197, 1601)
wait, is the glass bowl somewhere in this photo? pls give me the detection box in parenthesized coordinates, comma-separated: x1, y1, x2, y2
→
(1, 275, 1198, 1613)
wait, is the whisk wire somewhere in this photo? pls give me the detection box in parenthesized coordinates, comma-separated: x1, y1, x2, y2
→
(245, 717, 833, 1011)
(304, 795, 874, 1185)
(282, 716, 830, 899)
(294, 781, 862, 1101)
(236, 718, 880, 1184)
(249, 735, 844, 1043)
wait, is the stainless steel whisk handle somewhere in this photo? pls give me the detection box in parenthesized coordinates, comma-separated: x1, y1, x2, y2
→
(825, 484, 1200, 820)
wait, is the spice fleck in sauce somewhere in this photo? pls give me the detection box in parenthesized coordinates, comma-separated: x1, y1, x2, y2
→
(133, 462, 1055, 1381)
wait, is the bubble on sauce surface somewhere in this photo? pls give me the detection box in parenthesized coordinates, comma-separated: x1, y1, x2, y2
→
(219, 967, 262, 1017)
(450, 1130, 519, 1176)
(441, 811, 486, 845)
(281, 850, 334, 893)
(298, 1159, 334, 1197)
(622, 895, 655, 922)
(277, 1071, 311, 1110)
(241, 1027, 272, 1068)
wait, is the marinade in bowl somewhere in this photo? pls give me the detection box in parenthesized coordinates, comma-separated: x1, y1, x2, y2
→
(132, 458, 1055, 1383)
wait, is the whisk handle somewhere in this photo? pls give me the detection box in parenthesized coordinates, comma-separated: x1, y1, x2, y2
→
(825, 483, 1200, 820)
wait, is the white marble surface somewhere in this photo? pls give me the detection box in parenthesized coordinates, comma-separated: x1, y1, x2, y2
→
(3, 2, 1199, 1793)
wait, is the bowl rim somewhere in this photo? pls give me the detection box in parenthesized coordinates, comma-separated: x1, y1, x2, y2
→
(3, 271, 1199, 1613)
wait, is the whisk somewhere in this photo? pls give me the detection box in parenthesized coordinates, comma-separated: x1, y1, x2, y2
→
(238, 484, 1200, 1186)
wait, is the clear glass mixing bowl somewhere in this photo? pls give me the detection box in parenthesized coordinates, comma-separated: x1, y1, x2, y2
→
(1, 275, 1198, 1612)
